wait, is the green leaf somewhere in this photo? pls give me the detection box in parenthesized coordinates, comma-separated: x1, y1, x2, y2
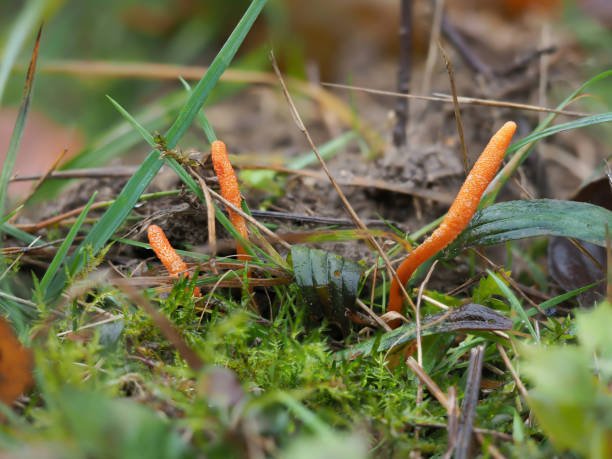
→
(522, 302, 612, 457)
(575, 302, 612, 381)
(460, 199, 612, 248)
(291, 246, 363, 335)
(524, 347, 598, 456)
(0, 222, 43, 245)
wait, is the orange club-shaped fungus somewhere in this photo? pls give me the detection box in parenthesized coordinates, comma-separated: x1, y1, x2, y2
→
(210, 140, 249, 260)
(387, 121, 517, 325)
(147, 224, 201, 297)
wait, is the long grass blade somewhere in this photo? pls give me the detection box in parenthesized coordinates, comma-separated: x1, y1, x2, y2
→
(488, 270, 538, 340)
(39, 193, 96, 297)
(0, 0, 51, 104)
(0, 27, 41, 221)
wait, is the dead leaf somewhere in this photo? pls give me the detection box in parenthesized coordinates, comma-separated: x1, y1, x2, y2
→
(548, 176, 610, 308)
(0, 317, 34, 406)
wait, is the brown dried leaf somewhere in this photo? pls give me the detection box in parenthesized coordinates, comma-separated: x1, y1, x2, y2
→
(0, 317, 34, 406)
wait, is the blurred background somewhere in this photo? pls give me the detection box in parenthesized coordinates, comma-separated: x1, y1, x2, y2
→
(1, 0, 611, 196)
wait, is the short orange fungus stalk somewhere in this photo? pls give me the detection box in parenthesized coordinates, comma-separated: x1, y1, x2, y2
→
(388, 121, 517, 323)
(147, 224, 200, 296)
(211, 140, 249, 259)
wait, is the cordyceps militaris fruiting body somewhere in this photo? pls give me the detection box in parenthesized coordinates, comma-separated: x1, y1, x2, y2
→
(210, 140, 249, 260)
(147, 224, 201, 296)
(387, 121, 517, 325)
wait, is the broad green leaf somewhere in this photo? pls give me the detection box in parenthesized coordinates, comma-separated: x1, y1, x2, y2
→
(460, 199, 612, 248)
(291, 245, 363, 335)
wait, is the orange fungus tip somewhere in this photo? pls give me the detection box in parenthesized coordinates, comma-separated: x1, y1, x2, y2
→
(210, 140, 249, 260)
(147, 224, 200, 296)
(387, 121, 517, 324)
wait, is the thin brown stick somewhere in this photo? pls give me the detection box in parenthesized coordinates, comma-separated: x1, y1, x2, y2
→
(34, 59, 384, 153)
(415, 260, 439, 368)
(441, 15, 492, 77)
(190, 167, 217, 256)
(444, 386, 459, 459)
(405, 356, 450, 410)
(355, 298, 391, 332)
(393, 0, 413, 147)
(270, 51, 417, 316)
(322, 82, 587, 117)
(419, 0, 445, 111)
(455, 345, 485, 459)
(438, 42, 469, 175)
(497, 344, 529, 400)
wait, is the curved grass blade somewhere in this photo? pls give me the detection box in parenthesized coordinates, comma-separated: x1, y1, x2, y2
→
(39, 192, 96, 297)
(460, 199, 612, 248)
(506, 113, 612, 155)
(488, 270, 538, 340)
(45, 0, 268, 301)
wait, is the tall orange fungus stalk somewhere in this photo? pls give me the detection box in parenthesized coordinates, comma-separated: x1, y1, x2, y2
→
(387, 121, 517, 324)
(211, 140, 249, 259)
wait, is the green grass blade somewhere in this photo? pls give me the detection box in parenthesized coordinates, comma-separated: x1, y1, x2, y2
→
(506, 113, 612, 155)
(45, 0, 267, 301)
(0, 0, 50, 104)
(106, 95, 156, 144)
(287, 131, 357, 170)
(30, 90, 189, 201)
(0, 27, 41, 220)
(179, 76, 217, 143)
(107, 94, 204, 198)
(525, 283, 599, 318)
(164, 0, 267, 148)
(0, 222, 43, 245)
(488, 270, 538, 340)
(40, 192, 96, 296)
